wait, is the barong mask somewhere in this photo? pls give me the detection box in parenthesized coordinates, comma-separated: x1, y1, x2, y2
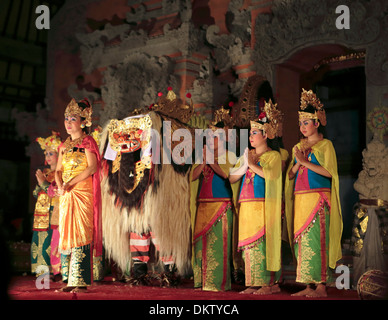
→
(107, 115, 153, 194)
(298, 89, 327, 126)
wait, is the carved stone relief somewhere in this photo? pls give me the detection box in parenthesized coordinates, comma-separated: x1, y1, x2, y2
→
(55, 0, 387, 129)
(354, 135, 388, 202)
(251, 0, 386, 85)
(99, 52, 179, 125)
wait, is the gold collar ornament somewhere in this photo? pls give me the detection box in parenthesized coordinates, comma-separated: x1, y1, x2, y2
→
(298, 89, 327, 126)
(64, 98, 93, 127)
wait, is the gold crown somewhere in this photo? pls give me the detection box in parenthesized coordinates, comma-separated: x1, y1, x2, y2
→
(36, 131, 62, 152)
(299, 89, 326, 126)
(64, 98, 93, 127)
(250, 99, 281, 139)
(209, 106, 235, 131)
(152, 88, 194, 123)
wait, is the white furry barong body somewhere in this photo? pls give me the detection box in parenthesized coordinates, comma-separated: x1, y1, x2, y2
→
(99, 111, 192, 276)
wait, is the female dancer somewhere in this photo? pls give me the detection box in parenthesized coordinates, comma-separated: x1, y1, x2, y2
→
(230, 101, 282, 295)
(191, 121, 237, 292)
(55, 98, 102, 292)
(285, 89, 342, 297)
(32, 131, 61, 277)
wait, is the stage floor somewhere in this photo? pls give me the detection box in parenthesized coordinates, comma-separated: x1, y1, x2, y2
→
(7, 275, 359, 301)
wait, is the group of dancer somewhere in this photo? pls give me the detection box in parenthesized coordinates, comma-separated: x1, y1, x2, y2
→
(31, 87, 342, 297)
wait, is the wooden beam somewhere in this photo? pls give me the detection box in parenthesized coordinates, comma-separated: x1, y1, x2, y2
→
(0, 36, 45, 66)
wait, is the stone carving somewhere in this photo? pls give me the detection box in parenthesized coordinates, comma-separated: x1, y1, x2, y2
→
(76, 23, 132, 73)
(67, 83, 101, 104)
(252, 0, 384, 82)
(351, 135, 388, 285)
(125, 0, 188, 23)
(226, 0, 251, 43)
(206, 25, 251, 74)
(354, 136, 388, 202)
(191, 56, 229, 117)
(100, 52, 179, 125)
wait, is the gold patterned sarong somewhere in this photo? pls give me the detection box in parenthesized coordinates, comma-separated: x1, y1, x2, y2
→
(59, 149, 94, 253)
(59, 177, 93, 252)
(238, 201, 265, 249)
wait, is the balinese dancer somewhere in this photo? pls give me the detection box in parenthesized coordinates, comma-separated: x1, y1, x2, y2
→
(31, 131, 62, 278)
(229, 100, 282, 295)
(190, 107, 238, 292)
(285, 89, 342, 297)
(55, 98, 103, 292)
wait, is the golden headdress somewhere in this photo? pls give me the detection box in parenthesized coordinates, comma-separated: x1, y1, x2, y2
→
(209, 104, 235, 131)
(298, 88, 327, 126)
(36, 131, 62, 152)
(250, 99, 281, 139)
(152, 87, 194, 123)
(64, 98, 93, 127)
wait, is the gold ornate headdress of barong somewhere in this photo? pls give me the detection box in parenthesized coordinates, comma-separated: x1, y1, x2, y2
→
(36, 131, 62, 152)
(250, 99, 280, 140)
(298, 88, 327, 126)
(64, 98, 93, 127)
(152, 87, 194, 124)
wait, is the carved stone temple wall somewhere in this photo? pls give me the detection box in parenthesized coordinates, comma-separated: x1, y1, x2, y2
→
(45, 0, 388, 149)
(39, 0, 388, 240)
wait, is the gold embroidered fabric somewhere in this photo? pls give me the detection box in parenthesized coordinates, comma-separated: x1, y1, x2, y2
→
(59, 177, 94, 252)
(33, 193, 51, 230)
(351, 205, 369, 256)
(62, 148, 88, 183)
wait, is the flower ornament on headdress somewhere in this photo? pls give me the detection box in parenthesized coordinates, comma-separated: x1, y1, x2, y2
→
(298, 88, 326, 126)
(36, 131, 62, 152)
(91, 126, 102, 147)
(250, 99, 281, 139)
(64, 98, 93, 127)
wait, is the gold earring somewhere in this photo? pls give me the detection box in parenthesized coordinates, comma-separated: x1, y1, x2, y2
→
(81, 123, 85, 129)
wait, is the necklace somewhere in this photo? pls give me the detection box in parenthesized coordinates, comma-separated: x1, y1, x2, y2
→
(62, 133, 86, 154)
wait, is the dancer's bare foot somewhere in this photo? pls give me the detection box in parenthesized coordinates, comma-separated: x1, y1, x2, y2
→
(291, 285, 315, 297)
(306, 284, 327, 298)
(271, 284, 281, 294)
(253, 286, 272, 295)
(239, 286, 258, 294)
(70, 286, 87, 293)
(55, 286, 75, 292)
